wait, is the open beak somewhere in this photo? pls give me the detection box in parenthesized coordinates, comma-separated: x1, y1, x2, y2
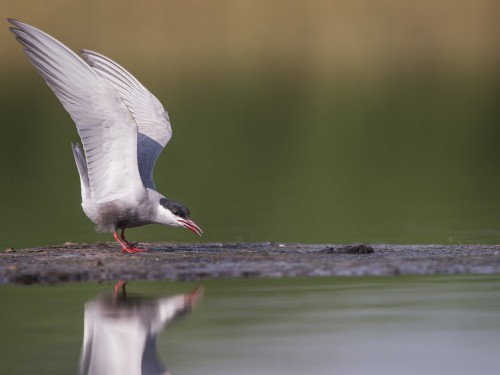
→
(178, 219, 203, 237)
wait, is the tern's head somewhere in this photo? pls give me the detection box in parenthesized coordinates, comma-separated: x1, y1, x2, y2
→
(156, 198, 202, 236)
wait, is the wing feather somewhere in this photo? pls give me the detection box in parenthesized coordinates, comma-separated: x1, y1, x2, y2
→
(9, 19, 145, 203)
(80, 49, 172, 189)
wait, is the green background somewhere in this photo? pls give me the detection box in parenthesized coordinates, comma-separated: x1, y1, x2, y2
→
(1, 0, 500, 248)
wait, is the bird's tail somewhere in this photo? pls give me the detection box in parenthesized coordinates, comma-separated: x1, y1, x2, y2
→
(71, 143, 90, 201)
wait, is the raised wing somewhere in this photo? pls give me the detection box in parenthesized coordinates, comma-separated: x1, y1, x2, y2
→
(9, 19, 145, 203)
(80, 49, 172, 190)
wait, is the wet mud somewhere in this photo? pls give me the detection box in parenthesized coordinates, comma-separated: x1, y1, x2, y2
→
(1, 242, 500, 284)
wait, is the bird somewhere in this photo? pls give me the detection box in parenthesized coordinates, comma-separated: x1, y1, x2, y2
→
(79, 282, 203, 375)
(8, 19, 202, 253)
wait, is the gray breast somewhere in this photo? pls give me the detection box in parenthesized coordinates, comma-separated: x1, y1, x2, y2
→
(94, 199, 155, 232)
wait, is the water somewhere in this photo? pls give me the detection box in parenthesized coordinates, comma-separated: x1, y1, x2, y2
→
(0, 275, 499, 375)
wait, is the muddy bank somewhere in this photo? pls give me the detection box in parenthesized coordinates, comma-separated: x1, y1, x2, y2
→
(1, 242, 500, 284)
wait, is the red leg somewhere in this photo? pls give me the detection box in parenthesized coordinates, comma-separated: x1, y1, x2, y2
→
(113, 229, 146, 253)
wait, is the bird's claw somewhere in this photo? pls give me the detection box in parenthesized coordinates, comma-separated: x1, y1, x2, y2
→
(114, 230, 147, 253)
(121, 245, 146, 253)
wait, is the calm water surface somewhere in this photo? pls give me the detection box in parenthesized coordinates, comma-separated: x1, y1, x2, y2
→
(0, 275, 499, 375)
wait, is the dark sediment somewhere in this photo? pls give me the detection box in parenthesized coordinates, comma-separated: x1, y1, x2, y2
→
(1, 242, 500, 285)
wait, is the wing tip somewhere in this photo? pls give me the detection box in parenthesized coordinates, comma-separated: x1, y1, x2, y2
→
(7, 18, 30, 33)
(7, 18, 19, 26)
(8, 18, 23, 36)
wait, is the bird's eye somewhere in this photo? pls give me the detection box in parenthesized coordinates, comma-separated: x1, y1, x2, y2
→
(173, 210, 179, 216)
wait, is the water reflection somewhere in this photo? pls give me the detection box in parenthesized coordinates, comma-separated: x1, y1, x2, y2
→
(78, 282, 202, 375)
(0, 277, 499, 374)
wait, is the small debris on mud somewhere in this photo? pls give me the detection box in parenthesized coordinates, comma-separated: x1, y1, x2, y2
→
(319, 244, 375, 254)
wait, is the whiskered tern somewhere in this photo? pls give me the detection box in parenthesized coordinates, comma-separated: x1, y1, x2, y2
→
(9, 19, 202, 253)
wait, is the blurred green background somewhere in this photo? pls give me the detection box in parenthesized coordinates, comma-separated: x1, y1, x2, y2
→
(1, 0, 500, 248)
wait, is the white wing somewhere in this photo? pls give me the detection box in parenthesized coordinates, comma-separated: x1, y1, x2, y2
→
(80, 49, 172, 190)
(9, 19, 145, 203)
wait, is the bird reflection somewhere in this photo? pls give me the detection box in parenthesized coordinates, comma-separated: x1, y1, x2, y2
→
(78, 282, 203, 375)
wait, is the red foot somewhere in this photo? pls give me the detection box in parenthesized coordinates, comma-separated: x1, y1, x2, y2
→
(122, 246, 146, 254)
(113, 229, 147, 254)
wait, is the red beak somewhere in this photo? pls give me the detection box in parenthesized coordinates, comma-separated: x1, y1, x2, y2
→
(178, 219, 203, 236)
